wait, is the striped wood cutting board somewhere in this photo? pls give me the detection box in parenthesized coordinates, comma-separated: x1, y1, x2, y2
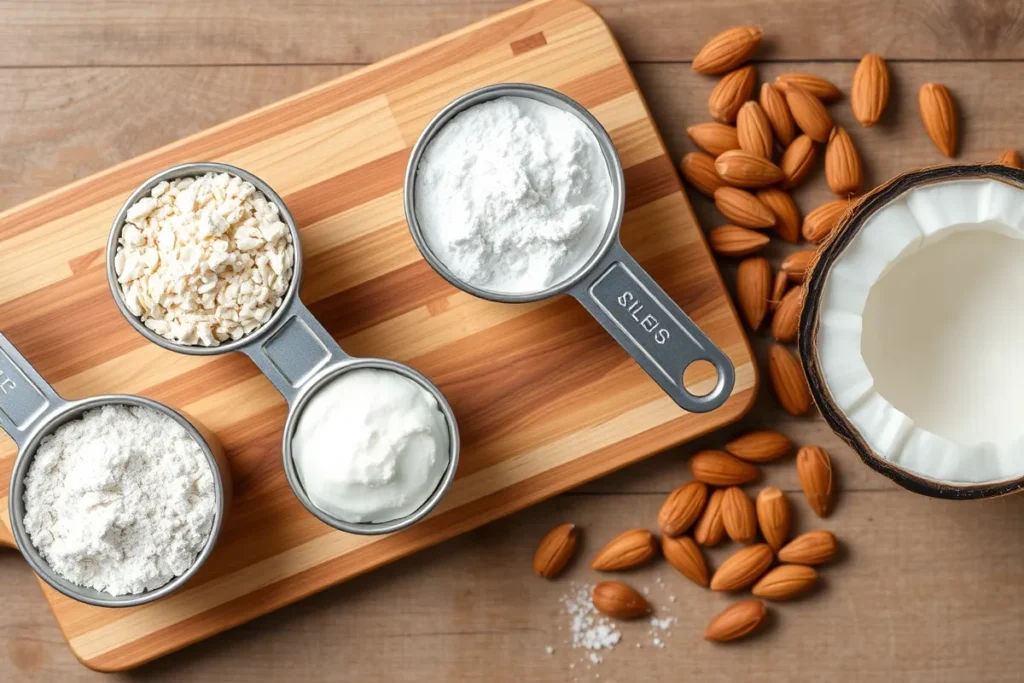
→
(0, 0, 756, 670)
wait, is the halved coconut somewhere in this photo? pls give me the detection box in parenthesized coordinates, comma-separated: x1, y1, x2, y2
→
(800, 165, 1024, 499)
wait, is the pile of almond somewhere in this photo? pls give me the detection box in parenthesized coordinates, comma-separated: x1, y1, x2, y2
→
(533, 430, 837, 643)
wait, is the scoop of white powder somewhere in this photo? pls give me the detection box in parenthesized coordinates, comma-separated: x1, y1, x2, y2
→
(413, 96, 614, 294)
(22, 404, 216, 596)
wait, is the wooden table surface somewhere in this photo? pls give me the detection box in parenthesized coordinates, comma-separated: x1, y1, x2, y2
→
(2, 2, 1023, 681)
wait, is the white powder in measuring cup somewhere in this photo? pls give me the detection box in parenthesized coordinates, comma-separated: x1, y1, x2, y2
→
(22, 404, 216, 596)
(414, 96, 614, 294)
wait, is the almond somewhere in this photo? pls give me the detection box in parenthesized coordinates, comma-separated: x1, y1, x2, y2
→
(715, 150, 786, 188)
(722, 486, 757, 544)
(709, 224, 770, 258)
(692, 26, 763, 75)
(736, 101, 774, 159)
(725, 430, 793, 463)
(756, 188, 801, 243)
(681, 152, 728, 196)
(693, 488, 727, 546)
(776, 73, 842, 102)
(851, 53, 889, 127)
(687, 122, 741, 157)
(657, 481, 708, 537)
(768, 343, 811, 416)
(770, 270, 789, 312)
(704, 600, 768, 642)
(752, 564, 817, 600)
(996, 149, 1022, 169)
(781, 249, 814, 283)
(824, 126, 863, 196)
(709, 65, 757, 123)
(771, 286, 802, 343)
(736, 256, 771, 330)
(777, 530, 838, 565)
(755, 487, 790, 551)
(661, 535, 709, 587)
(802, 198, 850, 243)
(797, 446, 834, 517)
(710, 543, 774, 591)
(592, 581, 651, 619)
(784, 83, 833, 143)
(532, 523, 579, 579)
(590, 528, 658, 571)
(714, 187, 776, 229)
(779, 134, 817, 189)
(759, 83, 795, 147)
(690, 449, 760, 486)
(919, 83, 958, 157)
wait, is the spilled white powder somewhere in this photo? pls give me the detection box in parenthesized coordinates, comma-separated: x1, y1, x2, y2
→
(414, 96, 613, 294)
(22, 404, 216, 596)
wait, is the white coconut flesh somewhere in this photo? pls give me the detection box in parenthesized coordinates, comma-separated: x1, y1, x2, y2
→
(815, 178, 1024, 486)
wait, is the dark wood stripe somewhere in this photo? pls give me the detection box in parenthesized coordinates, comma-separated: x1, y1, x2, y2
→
(557, 63, 635, 109)
(510, 31, 547, 55)
(623, 154, 680, 212)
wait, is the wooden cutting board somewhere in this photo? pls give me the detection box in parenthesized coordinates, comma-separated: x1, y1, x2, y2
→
(0, 0, 756, 670)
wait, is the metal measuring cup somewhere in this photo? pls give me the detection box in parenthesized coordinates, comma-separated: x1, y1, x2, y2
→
(404, 84, 736, 413)
(107, 162, 460, 536)
(0, 334, 230, 608)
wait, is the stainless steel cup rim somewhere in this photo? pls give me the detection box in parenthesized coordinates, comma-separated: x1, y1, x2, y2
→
(280, 358, 461, 535)
(7, 394, 227, 608)
(106, 161, 305, 356)
(403, 83, 627, 303)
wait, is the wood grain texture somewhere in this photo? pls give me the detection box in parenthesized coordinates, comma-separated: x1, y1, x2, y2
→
(0, 0, 756, 671)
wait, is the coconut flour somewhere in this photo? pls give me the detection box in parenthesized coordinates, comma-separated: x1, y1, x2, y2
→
(414, 96, 614, 294)
(22, 404, 216, 596)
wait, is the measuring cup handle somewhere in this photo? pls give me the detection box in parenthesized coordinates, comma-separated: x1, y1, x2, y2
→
(0, 334, 65, 448)
(569, 244, 735, 413)
(240, 301, 350, 403)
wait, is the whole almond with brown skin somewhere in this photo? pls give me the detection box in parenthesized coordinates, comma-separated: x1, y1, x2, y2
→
(693, 488, 727, 546)
(715, 150, 785, 188)
(591, 528, 658, 571)
(736, 101, 774, 159)
(770, 271, 788, 312)
(778, 530, 838, 565)
(781, 249, 814, 283)
(852, 53, 889, 127)
(722, 486, 757, 544)
(661, 535, 709, 587)
(714, 187, 776, 229)
(779, 134, 817, 189)
(709, 225, 770, 258)
(755, 487, 790, 551)
(776, 73, 842, 102)
(752, 564, 817, 600)
(919, 83, 958, 157)
(693, 26, 763, 75)
(592, 581, 651, 619)
(687, 122, 741, 157)
(710, 543, 774, 591)
(658, 481, 708, 537)
(681, 152, 728, 197)
(704, 600, 768, 642)
(768, 343, 811, 415)
(784, 83, 833, 143)
(756, 188, 801, 243)
(996, 149, 1022, 169)
(709, 65, 756, 123)
(797, 446, 834, 517)
(726, 430, 792, 463)
(771, 286, 802, 343)
(690, 449, 760, 486)
(803, 198, 850, 243)
(825, 126, 863, 196)
(759, 83, 795, 147)
(736, 256, 771, 331)
(533, 523, 579, 578)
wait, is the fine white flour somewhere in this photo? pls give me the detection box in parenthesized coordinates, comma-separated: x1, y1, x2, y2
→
(22, 404, 216, 596)
(414, 96, 613, 294)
